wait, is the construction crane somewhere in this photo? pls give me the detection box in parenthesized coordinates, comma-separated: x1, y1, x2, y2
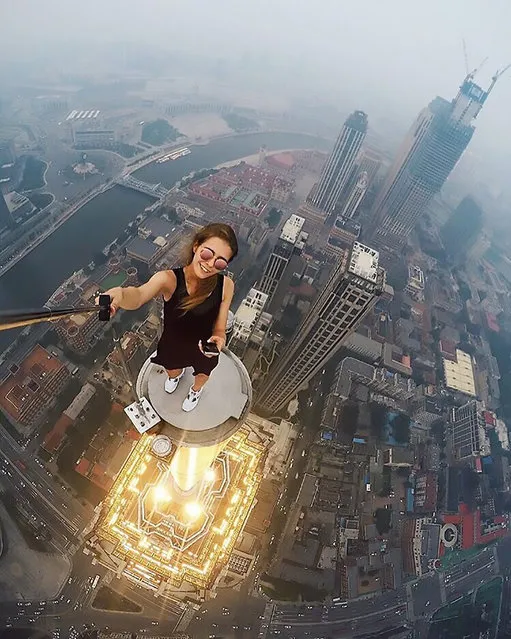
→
(462, 38, 489, 81)
(488, 63, 511, 94)
(462, 38, 470, 75)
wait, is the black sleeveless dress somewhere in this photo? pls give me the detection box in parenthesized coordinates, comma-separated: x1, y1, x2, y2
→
(151, 267, 224, 376)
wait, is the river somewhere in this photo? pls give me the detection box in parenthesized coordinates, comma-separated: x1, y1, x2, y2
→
(0, 131, 330, 352)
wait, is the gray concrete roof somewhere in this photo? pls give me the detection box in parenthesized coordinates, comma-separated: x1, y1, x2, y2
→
(136, 349, 251, 447)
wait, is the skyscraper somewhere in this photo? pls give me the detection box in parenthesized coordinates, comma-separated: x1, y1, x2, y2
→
(356, 147, 382, 187)
(368, 72, 501, 253)
(256, 242, 385, 415)
(258, 214, 306, 305)
(452, 400, 491, 461)
(441, 196, 483, 262)
(307, 111, 368, 214)
(340, 171, 368, 219)
(0, 192, 12, 232)
(229, 288, 269, 359)
(90, 348, 265, 592)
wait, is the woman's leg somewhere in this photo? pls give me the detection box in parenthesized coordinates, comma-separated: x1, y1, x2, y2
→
(182, 372, 209, 411)
(166, 368, 183, 379)
(192, 372, 209, 391)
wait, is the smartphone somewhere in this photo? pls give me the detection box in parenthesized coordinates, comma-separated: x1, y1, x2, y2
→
(202, 340, 219, 355)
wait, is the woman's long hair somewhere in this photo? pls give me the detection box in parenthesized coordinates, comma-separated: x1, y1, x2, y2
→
(178, 223, 238, 313)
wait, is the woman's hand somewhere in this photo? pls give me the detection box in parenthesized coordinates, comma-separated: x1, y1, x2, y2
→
(199, 335, 225, 358)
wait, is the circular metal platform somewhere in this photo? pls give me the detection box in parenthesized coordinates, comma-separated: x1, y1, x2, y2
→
(136, 349, 252, 447)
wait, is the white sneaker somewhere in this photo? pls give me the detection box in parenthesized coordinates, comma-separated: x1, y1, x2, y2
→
(182, 385, 203, 412)
(164, 370, 184, 394)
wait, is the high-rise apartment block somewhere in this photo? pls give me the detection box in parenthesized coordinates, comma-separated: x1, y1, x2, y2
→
(258, 214, 307, 305)
(356, 147, 382, 187)
(307, 111, 368, 214)
(441, 196, 483, 262)
(451, 400, 492, 461)
(256, 242, 385, 414)
(107, 331, 147, 385)
(369, 73, 499, 253)
(229, 288, 269, 359)
(340, 171, 368, 219)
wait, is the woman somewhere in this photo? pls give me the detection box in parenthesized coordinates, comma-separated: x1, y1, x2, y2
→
(104, 222, 237, 412)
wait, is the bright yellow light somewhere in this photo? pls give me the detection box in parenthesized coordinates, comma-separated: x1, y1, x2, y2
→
(204, 468, 216, 482)
(184, 501, 203, 520)
(153, 484, 171, 503)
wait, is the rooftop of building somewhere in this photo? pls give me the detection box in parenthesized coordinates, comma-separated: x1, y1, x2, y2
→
(233, 290, 268, 333)
(443, 349, 476, 397)
(42, 413, 73, 453)
(280, 214, 305, 244)
(126, 236, 162, 260)
(333, 216, 362, 235)
(0, 344, 67, 423)
(138, 216, 177, 240)
(64, 383, 96, 421)
(108, 331, 144, 367)
(408, 265, 425, 288)
(4, 191, 32, 213)
(349, 242, 379, 283)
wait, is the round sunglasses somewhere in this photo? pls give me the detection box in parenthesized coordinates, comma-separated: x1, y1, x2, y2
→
(199, 247, 229, 271)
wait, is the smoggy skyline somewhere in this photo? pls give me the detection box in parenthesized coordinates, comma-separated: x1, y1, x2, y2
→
(1, 0, 510, 162)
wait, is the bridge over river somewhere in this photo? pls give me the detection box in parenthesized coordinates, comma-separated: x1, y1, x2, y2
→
(114, 175, 169, 199)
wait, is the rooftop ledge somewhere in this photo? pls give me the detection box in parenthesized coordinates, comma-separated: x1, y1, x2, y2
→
(135, 348, 252, 448)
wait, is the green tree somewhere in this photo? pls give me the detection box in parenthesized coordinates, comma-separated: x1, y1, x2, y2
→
(265, 207, 282, 229)
(93, 251, 107, 266)
(392, 412, 410, 443)
(387, 259, 409, 292)
(369, 402, 387, 439)
(341, 401, 359, 437)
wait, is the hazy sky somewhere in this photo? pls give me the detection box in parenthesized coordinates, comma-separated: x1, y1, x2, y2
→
(2, 0, 511, 156)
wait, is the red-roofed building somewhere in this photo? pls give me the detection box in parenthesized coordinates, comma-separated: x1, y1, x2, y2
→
(188, 162, 294, 214)
(267, 152, 296, 172)
(76, 458, 91, 475)
(90, 464, 114, 491)
(442, 509, 476, 550)
(478, 513, 509, 544)
(0, 345, 70, 429)
(441, 507, 509, 552)
(42, 414, 73, 454)
(485, 312, 500, 333)
(439, 340, 457, 361)
(483, 411, 496, 427)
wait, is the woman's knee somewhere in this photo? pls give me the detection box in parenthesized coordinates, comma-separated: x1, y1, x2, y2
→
(166, 368, 183, 378)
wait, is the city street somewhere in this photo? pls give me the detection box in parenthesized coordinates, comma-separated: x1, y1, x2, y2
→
(262, 543, 506, 638)
(0, 424, 90, 536)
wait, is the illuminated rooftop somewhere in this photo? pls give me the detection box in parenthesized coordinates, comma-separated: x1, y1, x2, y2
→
(95, 427, 264, 590)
